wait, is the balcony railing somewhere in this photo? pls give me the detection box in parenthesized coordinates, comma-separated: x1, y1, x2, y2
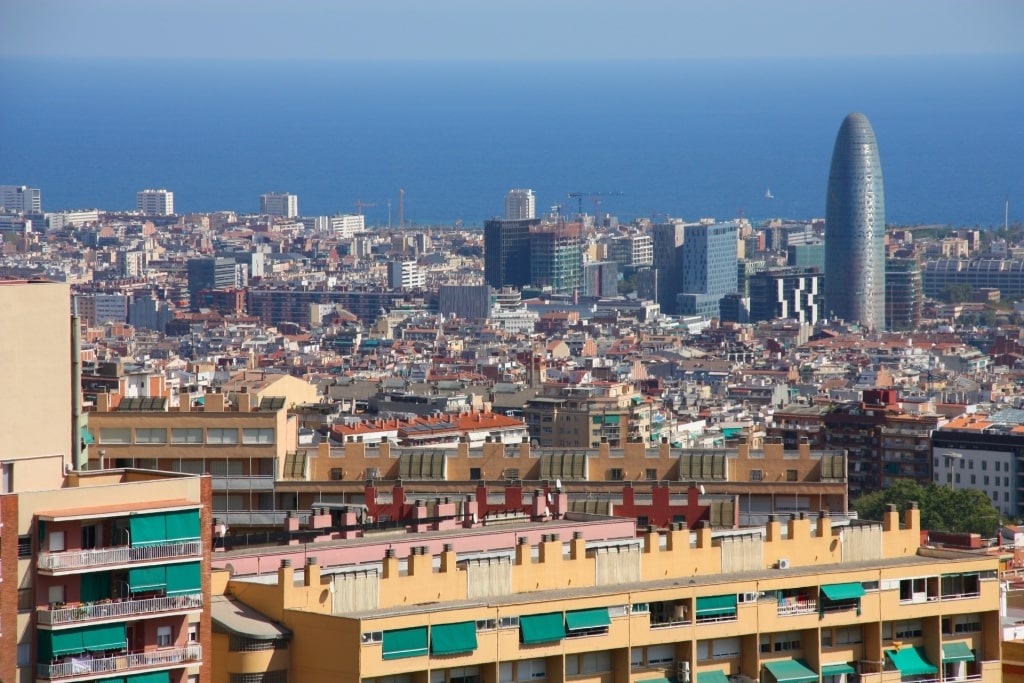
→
(38, 541, 202, 572)
(777, 599, 817, 616)
(38, 593, 203, 625)
(211, 474, 276, 491)
(38, 644, 202, 680)
(216, 510, 311, 527)
(940, 591, 981, 601)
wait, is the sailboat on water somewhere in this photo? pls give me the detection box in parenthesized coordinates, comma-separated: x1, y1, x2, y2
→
(764, 187, 774, 200)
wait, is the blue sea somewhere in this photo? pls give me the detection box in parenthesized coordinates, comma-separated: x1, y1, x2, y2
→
(0, 56, 1021, 228)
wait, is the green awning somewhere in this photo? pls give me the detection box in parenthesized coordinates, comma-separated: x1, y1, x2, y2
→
(696, 594, 737, 616)
(81, 426, 95, 445)
(164, 508, 201, 543)
(520, 612, 565, 644)
(604, 414, 621, 424)
(46, 629, 85, 657)
(382, 626, 428, 660)
(886, 647, 938, 676)
(820, 663, 856, 676)
(166, 561, 202, 596)
(821, 582, 866, 601)
(565, 607, 611, 630)
(129, 565, 166, 592)
(943, 642, 975, 663)
(127, 672, 170, 683)
(130, 512, 168, 547)
(763, 659, 819, 683)
(82, 622, 127, 652)
(697, 670, 731, 683)
(80, 571, 112, 602)
(431, 621, 477, 655)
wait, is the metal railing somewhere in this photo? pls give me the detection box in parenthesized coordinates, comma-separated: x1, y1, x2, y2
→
(38, 541, 202, 571)
(217, 510, 311, 527)
(38, 593, 203, 625)
(38, 644, 201, 679)
(212, 474, 276, 491)
(777, 599, 817, 616)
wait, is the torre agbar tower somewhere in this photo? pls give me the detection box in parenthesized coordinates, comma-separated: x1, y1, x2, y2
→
(824, 112, 886, 330)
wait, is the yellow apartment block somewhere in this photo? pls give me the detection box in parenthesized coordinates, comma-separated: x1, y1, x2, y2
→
(213, 505, 1001, 683)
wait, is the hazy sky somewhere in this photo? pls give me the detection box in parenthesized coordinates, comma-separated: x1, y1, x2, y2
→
(2, 0, 1022, 61)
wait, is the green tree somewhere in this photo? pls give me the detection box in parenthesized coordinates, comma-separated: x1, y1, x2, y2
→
(853, 479, 1001, 536)
(940, 284, 974, 304)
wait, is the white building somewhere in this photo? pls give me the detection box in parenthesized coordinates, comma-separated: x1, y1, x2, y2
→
(388, 260, 425, 290)
(505, 188, 536, 220)
(0, 185, 42, 213)
(260, 192, 299, 218)
(75, 293, 129, 325)
(136, 188, 175, 215)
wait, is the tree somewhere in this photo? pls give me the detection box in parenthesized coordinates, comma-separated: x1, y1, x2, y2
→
(940, 283, 974, 304)
(853, 479, 1001, 537)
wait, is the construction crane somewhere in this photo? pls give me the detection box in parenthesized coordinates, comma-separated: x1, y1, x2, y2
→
(566, 191, 623, 217)
(353, 199, 377, 216)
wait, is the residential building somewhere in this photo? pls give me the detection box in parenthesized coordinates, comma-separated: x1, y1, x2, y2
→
(747, 267, 823, 324)
(439, 284, 491, 321)
(389, 260, 426, 290)
(505, 189, 536, 220)
(186, 257, 238, 310)
(259, 192, 299, 218)
(0, 184, 42, 213)
(608, 234, 654, 268)
(137, 188, 175, 216)
(210, 503, 1002, 683)
(75, 293, 129, 326)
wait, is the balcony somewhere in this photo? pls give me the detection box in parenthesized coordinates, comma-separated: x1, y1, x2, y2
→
(38, 643, 202, 680)
(38, 593, 203, 626)
(211, 474, 275, 492)
(38, 541, 202, 573)
(216, 510, 311, 527)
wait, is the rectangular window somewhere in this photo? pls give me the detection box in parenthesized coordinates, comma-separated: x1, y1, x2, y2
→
(172, 428, 204, 444)
(786, 469, 798, 482)
(99, 428, 131, 444)
(48, 584, 65, 604)
(18, 534, 31, 558)
(17, 642, 31, 667)
(500, 663, 514, 683)
(208, 428, 239, 445)
(361, 631, 383, 644)
(136, 428, 168, 444)
(712, 637, 741, 659)
(475, 619, 496, 631)
(242, 428, 275, 445)
(631, 648, 643, 669)
(646, 469, 658, 480)
(517, 658, 546, 681)
(895, 619, 923, 639)
(750, 469, 763, 481)
(157, 625, 173, 647)
(48, 530, 65, 552)
(647, 644, 675, 665)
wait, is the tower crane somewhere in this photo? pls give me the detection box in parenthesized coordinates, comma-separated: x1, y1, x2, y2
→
(353, 199, 377, 216)
(566, 191, 623, 217)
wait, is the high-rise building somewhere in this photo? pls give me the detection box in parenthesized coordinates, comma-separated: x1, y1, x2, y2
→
(825, 112, 886, 329)
(388, 260, 425, 290)
(747, 267, 824, 324)
(530, 223, 583, 296)
(676, 222, 739, 320)
(0, 184, 42, 213)
(504, 188, 536, 220)
(885, 258, 923, 330)
(582, 261, 619, 298)
(650, 219, 685, 313)
(608, 234, 653, 268)
(136, 188, 175, 215)
(484, 218, 537, 289)
(187, 257, 238, 310)
(260, 192, 299, 218)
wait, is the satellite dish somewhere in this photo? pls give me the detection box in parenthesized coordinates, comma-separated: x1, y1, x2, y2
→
(699, 485, 706, 495)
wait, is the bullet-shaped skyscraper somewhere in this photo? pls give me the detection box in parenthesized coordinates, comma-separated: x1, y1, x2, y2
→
(824, 112, 886, 330)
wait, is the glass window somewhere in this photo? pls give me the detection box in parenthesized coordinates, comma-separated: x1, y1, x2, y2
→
(208, 428, 239, 445)
(243, 428, 275, 445)
(172, 428, 204, 444)
(100, 428, 131, 444)
(135, 428, 168, 444)
(157, 625, 173, 647)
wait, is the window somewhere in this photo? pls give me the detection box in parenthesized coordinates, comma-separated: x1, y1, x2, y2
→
(157, 626, 173, 647)
(899, 577, 928, 603)
(500, 663, 514, 683)
(610, 468, 624, 480)
(476, 619, 496, 631)
(786, 469, 798, 481)
(774, 636, 801, 652)
(361, 631, 383, 644)
(136, 428, 168, 444)
(172, 428, 204, 444)
(2, 462, 12, 493)
(820, 630, 832, 647)
(711, 637, 740, 659)
(498, 616, 519, 629)
(647, 644, 675, 665)
(637, 515, 649, 528)
(48, 530, 65, 552)
(631, 603, 650, 614)
(48, 585, 65, 604)
(646, 468, 658, 480)
(835, 626, 862, 645)
(631, 648, 644, 669)
(982, 460, 988, 471)
(188, 623, 199, 642)
(894, 619, 923, 639)
(208, 428, 239, 444)
(17, 642, 31, 667)
(517, 658, 546, 681)
(243, 428, 275, 445)
(970, 474, 976, 485)
(18, 534, 31, 558)
(470, 467, 482, 480)
(230, 636, 290, 651)
(229, 673, 288, 683)
(984, 475, 990, 486)
(750, 469, 763, 481)
(99, 428, 131, 444)
(18, 587, 32, 611)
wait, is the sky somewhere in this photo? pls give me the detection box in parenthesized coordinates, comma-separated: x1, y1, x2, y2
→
(1, 0, 1022, 61)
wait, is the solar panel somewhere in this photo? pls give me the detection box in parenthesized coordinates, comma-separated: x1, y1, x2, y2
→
(259, 396, 286, 410)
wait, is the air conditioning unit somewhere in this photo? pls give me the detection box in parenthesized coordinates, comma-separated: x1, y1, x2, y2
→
(678, 661, 691, 683)
(504, 468, 520, 480)
(365, 468, 380, 481)
(778, 558, 791, 570)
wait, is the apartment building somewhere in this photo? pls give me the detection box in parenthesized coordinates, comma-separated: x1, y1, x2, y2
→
(212, 504, 1001, 683)
(523, 381, 664, 449)
(87, 390, 298, 529)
